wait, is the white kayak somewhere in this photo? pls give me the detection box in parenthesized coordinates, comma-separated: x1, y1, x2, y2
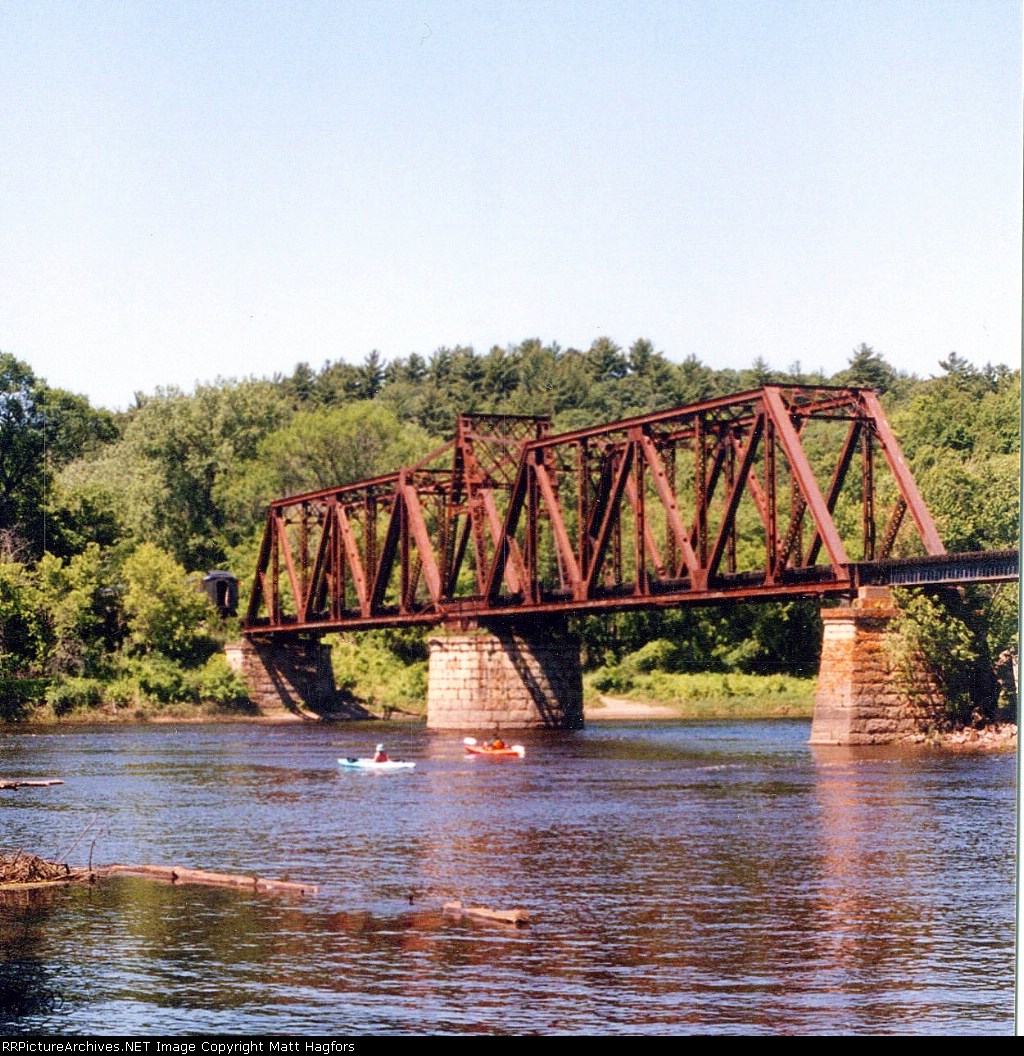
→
(338, 757, 415, 771)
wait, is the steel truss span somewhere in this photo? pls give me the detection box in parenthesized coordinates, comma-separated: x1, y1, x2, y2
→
(242, 385, 1017, 636)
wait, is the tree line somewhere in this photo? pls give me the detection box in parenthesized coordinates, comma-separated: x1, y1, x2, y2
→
(0, 339, 1018, 722)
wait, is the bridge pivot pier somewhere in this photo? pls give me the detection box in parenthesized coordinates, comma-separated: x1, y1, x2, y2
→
(426, 618, 584, 730)
(810, 587, 937, 744)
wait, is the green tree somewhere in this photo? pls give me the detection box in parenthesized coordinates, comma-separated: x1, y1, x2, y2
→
(881, 358, 1019, 725)
(832, 343, 901, 394)
(668, 354, 720, 405)
(894, 361, 1019, 551)
(121, 543, 213, 660)
(216, 401, 437, 552)
(383, 352, 427, 386)
(285, 361, 318, 405)
(0, 354, 46, 542)
(482, 344, 522, 400)
(917, 455, 1020, 553)
(887, 588, 1000, 727)
(0, 354, 117, 556)
(740, 356, 778, 388)
(315, 351, 387, 404)
(585, 336, 628, 383)
(34, 544, 117, 676)
(63, 378, 289, 569)
(0, 559, 47, 675)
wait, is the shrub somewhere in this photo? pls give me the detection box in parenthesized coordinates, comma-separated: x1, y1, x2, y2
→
(330, 632, 428, 715)
(0, 677, 45, 721)
(886, 589, 1000, 728)
(625, 639, 679, 673)
(121, 543, 214, 660)
(113, 654, 196, 705)
(191, 654, 251, 708)
(44, 678, 103, 716)
(591, 666, 635, 694)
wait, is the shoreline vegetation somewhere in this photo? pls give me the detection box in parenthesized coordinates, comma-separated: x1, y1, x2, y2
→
(1, 670, 817, 725)
(583, 669, 816, 718)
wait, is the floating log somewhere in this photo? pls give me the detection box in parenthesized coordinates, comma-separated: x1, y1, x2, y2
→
(443, 899, 529, 926)
(0, 779, 64, 790)
(2, 850, 318, 896)
(96, 863, 319, 896)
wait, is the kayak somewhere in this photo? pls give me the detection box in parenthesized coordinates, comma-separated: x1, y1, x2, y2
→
(465, 744, 525, 758)
(338, 757, 415, 771)
(464, 738, 525, 758)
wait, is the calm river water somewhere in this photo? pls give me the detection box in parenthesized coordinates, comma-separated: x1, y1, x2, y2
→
(0, 719, 1017, 1036)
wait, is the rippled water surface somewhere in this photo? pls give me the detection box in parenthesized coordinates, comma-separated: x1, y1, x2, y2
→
(0, 720, 1016, 1035)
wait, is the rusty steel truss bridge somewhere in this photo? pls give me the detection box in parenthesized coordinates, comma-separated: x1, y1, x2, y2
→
(243, 385, 1018, 637)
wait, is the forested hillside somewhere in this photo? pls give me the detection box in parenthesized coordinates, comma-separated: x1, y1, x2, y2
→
(0, 340, 1018, 723)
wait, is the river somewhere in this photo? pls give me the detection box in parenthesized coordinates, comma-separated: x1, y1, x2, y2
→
(0, 720, 1016, 1036)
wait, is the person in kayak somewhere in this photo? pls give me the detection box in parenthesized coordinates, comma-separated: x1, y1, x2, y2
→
(487, 736, 506, 750)
(373, 743, 389, 762)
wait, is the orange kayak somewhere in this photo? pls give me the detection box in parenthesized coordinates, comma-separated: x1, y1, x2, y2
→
(465, 743, 525, 758)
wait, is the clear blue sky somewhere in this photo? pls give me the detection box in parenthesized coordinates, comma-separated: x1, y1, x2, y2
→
(2, 1, 1020, 410)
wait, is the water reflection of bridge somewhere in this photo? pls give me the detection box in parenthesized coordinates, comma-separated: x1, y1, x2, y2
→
(234, 385, 1017, 736)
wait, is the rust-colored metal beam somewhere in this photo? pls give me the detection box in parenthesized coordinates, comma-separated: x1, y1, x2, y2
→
(706, 414, 764, 585)
(858, 389, 945, 555)
(638, 430, 698, 582)
(531, 454, 582, 595)
(762, 386, 850, 575)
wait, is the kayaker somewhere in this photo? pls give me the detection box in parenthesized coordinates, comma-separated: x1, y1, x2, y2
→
(488, 736, 506, 750)
(373, 743, 389, 762)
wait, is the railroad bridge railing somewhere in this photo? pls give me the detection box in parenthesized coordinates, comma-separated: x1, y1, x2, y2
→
(242, 384, 1018, 637)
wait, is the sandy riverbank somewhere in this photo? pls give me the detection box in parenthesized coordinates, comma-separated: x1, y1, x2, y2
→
(585, 696, 681, 721)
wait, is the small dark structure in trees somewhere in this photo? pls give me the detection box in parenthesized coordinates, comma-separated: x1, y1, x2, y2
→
(203, 571, 238, 617)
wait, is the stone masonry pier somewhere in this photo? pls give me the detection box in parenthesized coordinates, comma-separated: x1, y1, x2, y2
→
(426, 620, 584, 730)
(226, 638, 369, 720)
(810, 586, 937, 745)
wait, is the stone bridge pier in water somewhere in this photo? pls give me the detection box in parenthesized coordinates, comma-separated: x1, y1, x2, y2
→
(423, 618, 584, 729)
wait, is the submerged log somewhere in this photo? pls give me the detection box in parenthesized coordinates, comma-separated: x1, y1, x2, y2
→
(95, 863, 319, 895)
(443, 899, 529, 926)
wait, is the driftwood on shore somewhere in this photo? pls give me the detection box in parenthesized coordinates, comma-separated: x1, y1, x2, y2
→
(443, 899, 529, 927)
